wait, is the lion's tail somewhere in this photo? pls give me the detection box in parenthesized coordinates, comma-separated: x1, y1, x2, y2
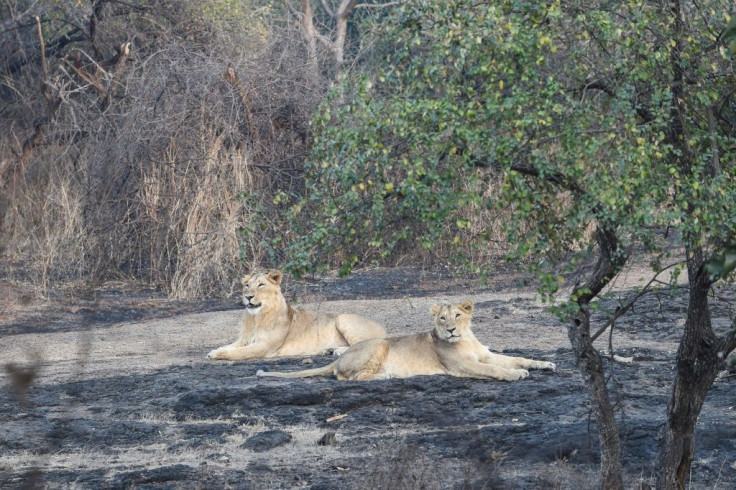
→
(256, 362, 336, 379)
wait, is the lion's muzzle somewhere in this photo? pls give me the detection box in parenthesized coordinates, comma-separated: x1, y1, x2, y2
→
(243, 300, 263, 315)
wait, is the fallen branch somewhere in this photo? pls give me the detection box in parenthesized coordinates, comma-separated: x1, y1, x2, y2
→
(600, 351, 635, 365)
(326, 413, 348, 423)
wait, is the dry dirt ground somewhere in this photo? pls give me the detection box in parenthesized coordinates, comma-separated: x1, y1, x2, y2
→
(1, 266, 735, 489)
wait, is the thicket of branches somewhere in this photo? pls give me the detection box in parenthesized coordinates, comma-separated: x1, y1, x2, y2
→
(1, 0, 504, 297)
(0, 0, 327, 297)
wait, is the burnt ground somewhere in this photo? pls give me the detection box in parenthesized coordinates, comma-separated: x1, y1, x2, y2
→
(1, 266, 736, 489)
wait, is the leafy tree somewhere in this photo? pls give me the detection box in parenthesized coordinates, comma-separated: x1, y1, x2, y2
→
(651, 2, 736, 487)
(287, 0, 736, 487)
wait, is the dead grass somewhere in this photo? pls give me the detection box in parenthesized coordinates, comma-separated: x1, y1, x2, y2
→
(0, 1, 324, 299)
(0, 2, 520, 300)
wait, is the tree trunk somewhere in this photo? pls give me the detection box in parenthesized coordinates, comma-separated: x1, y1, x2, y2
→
(300, 0, 321, 81)
(569, 310, 624, 489)
(655, 254, 720, 489)
(567, 226, 627, 489)
(655, 2, 725, 486)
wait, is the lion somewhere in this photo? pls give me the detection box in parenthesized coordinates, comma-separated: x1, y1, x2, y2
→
(207, 270, 386, 361)
(256, 300, 555, 381)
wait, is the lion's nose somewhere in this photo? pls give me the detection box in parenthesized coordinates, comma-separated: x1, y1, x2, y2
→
(447, 328, 456, 333)
(245, 294, 254, 301)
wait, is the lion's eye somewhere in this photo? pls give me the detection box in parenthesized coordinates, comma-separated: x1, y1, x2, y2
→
(455, 313, 461, 319)
(440, 316, 446, 322)
(257, 283, 265, 289)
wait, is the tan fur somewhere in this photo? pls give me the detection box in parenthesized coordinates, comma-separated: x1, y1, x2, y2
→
(207, 270, 386, 361)
(257, 300, 555, 381)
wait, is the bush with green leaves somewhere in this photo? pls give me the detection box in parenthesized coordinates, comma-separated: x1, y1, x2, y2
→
(291, 1, 676, 286)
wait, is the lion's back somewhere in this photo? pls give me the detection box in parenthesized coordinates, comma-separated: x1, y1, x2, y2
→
(275, 308, 345, 356)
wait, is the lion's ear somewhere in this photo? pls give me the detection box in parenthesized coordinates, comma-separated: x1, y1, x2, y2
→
(459, 300, 474, 314)
(430, 305, 441, 316)
(267, 269, 283, 286)
(241, 275, 251, 285)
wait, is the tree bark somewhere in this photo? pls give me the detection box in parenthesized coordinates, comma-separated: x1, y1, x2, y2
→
(299, 0, 321, 81)
(655, 252, 721, 489)
(333, 0, 359, 67)
(506, 167, 628, 488)
(568, 310, 623, 489)
(654, 1, 725, 486)
(568, 226, 627, 489)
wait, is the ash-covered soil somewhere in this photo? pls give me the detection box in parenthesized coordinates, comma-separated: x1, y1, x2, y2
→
(1, 267, 735, 489)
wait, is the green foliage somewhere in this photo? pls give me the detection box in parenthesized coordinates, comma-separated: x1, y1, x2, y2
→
(706, 244, 736, 281)
(725, 14, 736, 56)
(286, 0, 736, 314)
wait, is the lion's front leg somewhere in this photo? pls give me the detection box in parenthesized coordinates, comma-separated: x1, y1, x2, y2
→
(206, 339, 241, 359)
(207, 342, 269, 361)
(452, 361, 529, 381)
(479, 349, 556, 371)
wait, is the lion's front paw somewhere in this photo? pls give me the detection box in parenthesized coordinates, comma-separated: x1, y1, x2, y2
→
(509, 369, 529, 380)
(535, 361, 556, 371)
(207, 348, 225, 360)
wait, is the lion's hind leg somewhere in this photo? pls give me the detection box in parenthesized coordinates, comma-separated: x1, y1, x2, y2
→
(335, 314, 386, 345)
(334, 339, 389, 381)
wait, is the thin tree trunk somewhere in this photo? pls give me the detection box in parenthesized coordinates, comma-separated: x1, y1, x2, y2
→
(655, 252, 720, 489)
(654, 1, 724, 486)
(300, 0, 320, 81)
(504, 167, 629, 489)
(569, 310, 623, 489)
(569, 226, 627, 489)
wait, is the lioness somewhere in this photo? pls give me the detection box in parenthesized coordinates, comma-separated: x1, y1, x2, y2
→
(257, 300, 555, 381)
(207, 270, 386, 361)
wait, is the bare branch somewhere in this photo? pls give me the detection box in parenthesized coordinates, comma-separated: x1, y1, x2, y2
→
(354, 1, 403, 8)
(336, 0, 361, 20)
(106, 0, 149, 12)
(101, 42, 131, 111)
(509, 162, 586, 196)
(64, 51, 108, 97)
(582, 79, 655, 123)
(591, 261, 684, 342)
(315, 32, 336, 50)
(319, 0, 336, 18)
(224, 65, 260, 145)
(90, 0, 107, 60)
(35, 16, 48, 80)
(0, 0, 41, 34)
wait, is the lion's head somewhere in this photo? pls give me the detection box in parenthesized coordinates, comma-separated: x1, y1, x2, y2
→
(241, 270, 285, 315)
(430, 300, 474, 343)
